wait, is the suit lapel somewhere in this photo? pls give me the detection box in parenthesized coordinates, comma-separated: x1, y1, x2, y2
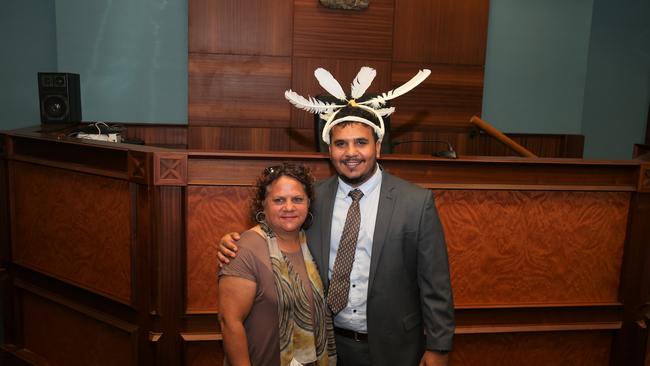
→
(369, 172, 395, 291)
(318, 177, 338, 288)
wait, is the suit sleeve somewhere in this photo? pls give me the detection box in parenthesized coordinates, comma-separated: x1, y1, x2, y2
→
(417, 191, 455, 351)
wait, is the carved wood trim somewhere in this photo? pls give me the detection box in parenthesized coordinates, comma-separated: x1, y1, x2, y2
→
(153, 153, 187, 186)
(128, 151, 151, 185)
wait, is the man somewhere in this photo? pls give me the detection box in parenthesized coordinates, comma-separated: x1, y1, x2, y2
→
(219, 68, 454, 365)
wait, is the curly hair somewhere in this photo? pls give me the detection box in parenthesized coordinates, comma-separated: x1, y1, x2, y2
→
(251, 162, 315, 229)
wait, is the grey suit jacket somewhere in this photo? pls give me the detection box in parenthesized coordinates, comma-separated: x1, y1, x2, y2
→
(306, 171, 455, 366)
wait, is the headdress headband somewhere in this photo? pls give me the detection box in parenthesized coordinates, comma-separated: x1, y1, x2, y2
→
(284, 66, 431, 144)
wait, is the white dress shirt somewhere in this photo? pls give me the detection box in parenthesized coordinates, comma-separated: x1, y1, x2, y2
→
(328, 165, 382, 333)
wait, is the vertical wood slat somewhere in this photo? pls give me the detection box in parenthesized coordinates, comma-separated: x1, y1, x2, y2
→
(612, 192, 650, 365)
(154, 186, 185, 366)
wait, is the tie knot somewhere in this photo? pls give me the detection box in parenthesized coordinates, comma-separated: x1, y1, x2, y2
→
(348, 189, 364, 202)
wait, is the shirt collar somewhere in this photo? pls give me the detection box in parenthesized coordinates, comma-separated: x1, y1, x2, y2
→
(337, 164, 382, 198)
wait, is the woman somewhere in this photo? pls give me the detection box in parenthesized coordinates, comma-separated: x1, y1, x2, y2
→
(218, 163, 336, 366)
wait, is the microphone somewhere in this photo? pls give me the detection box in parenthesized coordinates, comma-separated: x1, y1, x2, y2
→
(392, 139, 457, 159)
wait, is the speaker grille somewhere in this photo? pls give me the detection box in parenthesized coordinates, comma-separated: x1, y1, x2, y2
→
(38, 72, 81, 124)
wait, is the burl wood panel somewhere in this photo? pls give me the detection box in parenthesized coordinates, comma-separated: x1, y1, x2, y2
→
(21, 290, 136, 366)
(188, 0, 292, 56)
(451, 331, 612, 366)
(290, 58, 392, 129)
(186, 186, 255, 313)
(435, 190, 629, 305)
(393, 0, 489, 65)
(11, 162, 132, 303)
(184, 341, 224, 366)
(390, 63, 484, 127)
(293, 0, 394, 60)
(188, 54, 291, 127)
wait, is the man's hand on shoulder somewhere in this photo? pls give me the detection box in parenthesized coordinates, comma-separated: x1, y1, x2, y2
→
(217, 232, 241, 267)
(419, 350, 449, 366)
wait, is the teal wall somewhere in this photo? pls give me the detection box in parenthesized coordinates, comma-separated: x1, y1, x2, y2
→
(580, 0, 650, 159)
(55, 0, 187, 123)
(481, 0, 593, 135)
(0, 0, 58, 130)
(1, 0, 648, 158)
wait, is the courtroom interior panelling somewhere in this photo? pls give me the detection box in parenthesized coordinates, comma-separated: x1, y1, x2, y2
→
(186, 186, 254, 313)
(188, 0, 490, 152)
(121, 124, 188, 148)
(184, 340, 224, 366)
(450, 331, 612, 366)
(10, 162, 132, 303)
(188, 54, 292, 127)
(389, 63, 485, 127)
(434, 190, 630, 305)
(293, 0, 394, 60)
(20, 289, 137, 366)
(188, 0, 293, 56)
(393, 0, 489, 64)
(187, 126, 293, 151)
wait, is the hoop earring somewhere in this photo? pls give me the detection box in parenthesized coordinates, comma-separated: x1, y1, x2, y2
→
(303, 212, 314, 227)
(255, 211, 266, 224)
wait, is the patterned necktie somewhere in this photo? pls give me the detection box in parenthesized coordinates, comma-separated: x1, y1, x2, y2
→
(327, 189, 364, 314)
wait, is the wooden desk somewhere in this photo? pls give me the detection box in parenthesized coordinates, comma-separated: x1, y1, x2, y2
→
(1, 127, 648, 365)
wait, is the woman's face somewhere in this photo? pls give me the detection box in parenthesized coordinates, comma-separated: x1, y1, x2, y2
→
(263, 175, 309, 236)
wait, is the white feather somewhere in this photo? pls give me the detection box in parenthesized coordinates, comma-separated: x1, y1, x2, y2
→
(314, 68, 347, 101)
(362, 69, 431, 108)
(375, 107, 395, 116)
(284, 90, 343, 114)
(350, 67, 377, 99)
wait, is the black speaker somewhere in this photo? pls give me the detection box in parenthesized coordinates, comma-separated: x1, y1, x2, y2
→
(38, 72, 82, 124)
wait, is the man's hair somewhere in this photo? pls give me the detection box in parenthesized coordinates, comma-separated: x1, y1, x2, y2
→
(328, 105, 380, 142)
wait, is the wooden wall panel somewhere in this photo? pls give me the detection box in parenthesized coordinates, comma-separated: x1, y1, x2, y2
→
(390, 63, 484, 127)
(10, 162, 132, 303)
(20, 289, 136, 366)
(188, 0, 292, 56)
(451, 331, 612, 366)
(187, 126, 292, 151)
(293, 0, 394, 60)
(121, 124, 188, 148)
(391, 127, 584, 158)
(188, 0, 493, 152)
(188, 54, 292, 127)
(435, 190, 629, 305)
(184, 341, 224, 366)
(393, 0, 490, 64)
(186, 186, 254, 313)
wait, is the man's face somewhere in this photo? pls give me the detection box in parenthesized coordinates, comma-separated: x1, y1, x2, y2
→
(328, 123, 381, 187)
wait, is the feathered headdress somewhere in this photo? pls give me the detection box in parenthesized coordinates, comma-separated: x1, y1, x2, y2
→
(285, 66, 431, 144)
